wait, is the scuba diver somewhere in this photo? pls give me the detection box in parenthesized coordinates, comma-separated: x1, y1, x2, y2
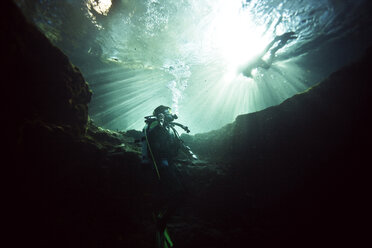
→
(240, 31, 297, 78)
(141, 105, 197, 248)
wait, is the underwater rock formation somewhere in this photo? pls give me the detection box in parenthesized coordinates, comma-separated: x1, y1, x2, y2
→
(4, 2, 92, 138)
(6, 1, 371, 247)
(5, 2, 141, 247)
(182, 46, 372, 246)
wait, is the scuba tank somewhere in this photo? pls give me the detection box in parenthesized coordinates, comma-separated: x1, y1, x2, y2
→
(141, 122, 150, 164)
(141, 115, 197, 164)
(141, 115, 157, 164)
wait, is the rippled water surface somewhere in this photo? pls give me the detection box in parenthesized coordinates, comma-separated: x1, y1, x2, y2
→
(17, 0, 372, 133)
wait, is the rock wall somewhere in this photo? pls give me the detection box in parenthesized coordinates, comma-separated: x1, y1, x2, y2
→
(4, 2, 142, 247)
(182, 46, 372, 247)
(4, 1, 91, 138)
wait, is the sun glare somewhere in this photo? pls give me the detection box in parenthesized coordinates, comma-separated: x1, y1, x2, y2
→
(82, 0, 308, 133)
(205, 0, 273, 73)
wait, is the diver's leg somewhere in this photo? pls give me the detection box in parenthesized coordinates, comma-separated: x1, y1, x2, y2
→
(156, 164, 185, 232)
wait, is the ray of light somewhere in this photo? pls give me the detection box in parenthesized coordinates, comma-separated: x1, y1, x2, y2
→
(80, 0, 348, 133)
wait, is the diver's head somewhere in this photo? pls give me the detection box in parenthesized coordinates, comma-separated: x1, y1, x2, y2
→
(153, 105, 178, 123)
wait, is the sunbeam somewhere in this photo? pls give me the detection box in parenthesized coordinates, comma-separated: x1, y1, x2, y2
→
(17, 0, 372, 133)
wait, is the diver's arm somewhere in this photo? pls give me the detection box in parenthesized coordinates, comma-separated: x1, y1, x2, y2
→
(178, 140, 198, 160)
(184, 145, 198, 160)
(268, 32, 297, 61)
(168, 123, 197, 160)
(240, 37, 277, 76)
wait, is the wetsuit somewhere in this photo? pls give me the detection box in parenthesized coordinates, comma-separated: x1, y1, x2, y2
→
(145, 120, 185, 230)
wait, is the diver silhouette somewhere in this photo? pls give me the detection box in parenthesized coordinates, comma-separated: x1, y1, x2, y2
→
(141, 105, 197, 248)
(240, 31, 297, 78)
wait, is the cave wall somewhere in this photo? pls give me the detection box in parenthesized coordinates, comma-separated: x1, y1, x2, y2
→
(3, 0, 92, 138)
(183, 46, 372, 246)
(4, 2, 144, 247)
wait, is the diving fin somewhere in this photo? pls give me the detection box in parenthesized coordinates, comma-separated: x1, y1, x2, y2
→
(155, 226, 173, 248)
(164, 227, 174, 247)
(153, 212, 174, 248)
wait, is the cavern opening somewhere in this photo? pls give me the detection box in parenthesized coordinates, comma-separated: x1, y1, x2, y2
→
(16, 0, 372, 133)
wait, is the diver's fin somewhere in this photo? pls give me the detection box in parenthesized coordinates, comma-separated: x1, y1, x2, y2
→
(156, 229, 164, 248)
(155, 227, 173, 248)
(153, 211, 173, 248)
(164, 227, 174, 247)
